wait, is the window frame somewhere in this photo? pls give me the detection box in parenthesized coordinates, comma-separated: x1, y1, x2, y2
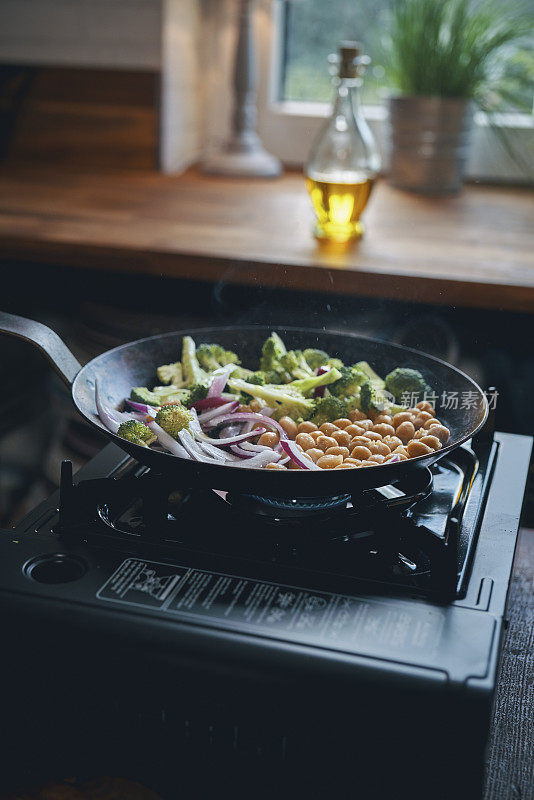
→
(256, 0, 533, 182)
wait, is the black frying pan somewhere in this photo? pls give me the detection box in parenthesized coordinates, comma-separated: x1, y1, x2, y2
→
(0, 313, 487, 495)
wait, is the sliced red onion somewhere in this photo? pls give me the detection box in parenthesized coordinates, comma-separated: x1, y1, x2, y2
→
(241, 405, 275, 434)
(196, 427, 265, 445)
(190, 407, 264, 446)
(208, 365, 236, 397)
(198, 401, 240, 423)
(197, 441, 240, 462)
(240, 441, 271, 453)
(280, 440, 322, 470)
(191, 396, 229, 411)
(125, 399, 153, 413)
(219, 424, 241, 438)
(314, 366, 331, 398)
(146, 421, 189, 458)
(204, 412, 288, 440)
(229, 444, 256, 459)
(230, 450, 282, 469)
(386, 455, 402, 463)
(177, 430, 212, 462)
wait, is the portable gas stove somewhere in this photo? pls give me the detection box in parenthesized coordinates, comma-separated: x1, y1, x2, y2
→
(0, 414, 531, 800)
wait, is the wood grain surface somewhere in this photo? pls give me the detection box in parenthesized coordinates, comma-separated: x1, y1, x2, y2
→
(0, 167, 532, 312)
(485, 529, 534, 800)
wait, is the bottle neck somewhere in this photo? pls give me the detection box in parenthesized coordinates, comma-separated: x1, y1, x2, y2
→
(332, 79, 360, 120)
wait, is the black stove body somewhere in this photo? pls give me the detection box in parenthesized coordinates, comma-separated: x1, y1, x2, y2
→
(0, 428, 530, 800)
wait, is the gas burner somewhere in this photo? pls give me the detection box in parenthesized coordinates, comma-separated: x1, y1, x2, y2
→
(220, 467, 433, 525)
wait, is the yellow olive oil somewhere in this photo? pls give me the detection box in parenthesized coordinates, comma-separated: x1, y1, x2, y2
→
(306, 171, 376, 242)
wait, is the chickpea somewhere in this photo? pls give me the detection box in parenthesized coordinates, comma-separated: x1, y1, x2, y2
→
(238, 405, 251, 413)
(393, 446, 409, 458)
(414, 429, 426, 439)
(305, 448, 324, 463)
(325, 446, 350, 459)
(278, 416, 298, 440)
(316, 454, 343, 469)
(310, 430, 323, 442)
(368, 441, 391, 457)
(319, 422, 339, 437)
(413, 411, 433, 429)
(392, 412, 414, 428)
(257, 431, 279, 448)
(350, 436, 371, 448)
(358, 419, 375, 431)
(426, 424, 450, 444)
(419, 435, 441, 451)
(372, 423, 396, 438)
(364, 431, 383, 442)
(360, 460, 378, 467)
(351, 445, 372, 461)
(406, 440, 433, 458)
(295, 432, 316, 451)
(416, 401, 435, 416)
(316, 435, 338, 452)
(424, 417, 443, 430)
(396, 421, 415, 444)
(345, 458, 362, 466)
(374, 414, 392, 426)
(348, 409, 367, 422)
(368, 454, 386, 464)
(249, 399, 263, 413)
(345, 424, 365, 437)
(265, 462, 287, 470)
(385, 452, 407, 462)
(298, 421, 318, 434)
(332, 429, 351, 448)
(333, 418, 352, 429)
(382, 435, 403, 452)
(334, 463, 357, 469)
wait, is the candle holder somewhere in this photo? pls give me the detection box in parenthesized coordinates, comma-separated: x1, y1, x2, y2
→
(202, 0, 282, 178)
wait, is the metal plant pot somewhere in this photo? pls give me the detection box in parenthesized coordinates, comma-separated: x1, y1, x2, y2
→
(387, 96, 472, 195)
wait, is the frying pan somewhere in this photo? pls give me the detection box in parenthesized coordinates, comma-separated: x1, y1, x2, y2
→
(0, 313, 487, 496)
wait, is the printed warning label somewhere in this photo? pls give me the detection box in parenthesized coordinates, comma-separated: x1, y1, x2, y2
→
(97, 558, 185, 609)
(97, 558, 444, 659)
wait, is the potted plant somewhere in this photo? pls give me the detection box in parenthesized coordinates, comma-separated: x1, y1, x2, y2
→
(384, 0, 533, 194)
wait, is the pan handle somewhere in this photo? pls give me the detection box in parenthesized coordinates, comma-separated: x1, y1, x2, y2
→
(0, 312, 81, 387)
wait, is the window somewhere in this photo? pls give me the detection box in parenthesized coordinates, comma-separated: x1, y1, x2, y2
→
(256, 0, 533, 181)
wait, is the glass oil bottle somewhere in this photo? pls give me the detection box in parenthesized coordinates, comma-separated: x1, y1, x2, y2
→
(306, 41, 381, 243)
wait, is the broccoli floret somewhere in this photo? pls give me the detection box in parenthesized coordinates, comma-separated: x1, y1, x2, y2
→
(196, 343, 240, 372)
(154, 404, 193, 438)
(227, 378, 315, 420)
(303, 348, 330, 370)
(228, 368, 341, 421)
(328, 357, 345, 371)
(117, 420, 157, 447)
(182, 336, 209, 388)
(187, 384, 209, 406)
(359, 380, 392, 417)
(355, 361, 385, 388)
(279, 350, 314, 380)
(156, 362, 184, 386)
(259, 332, 287, 372)
(330, 365, 369, 399)
(310, 396, 348, 426)
(130, 386, 191, 407)
(384, 367, 431, 405)
(289, 366, 342, 396)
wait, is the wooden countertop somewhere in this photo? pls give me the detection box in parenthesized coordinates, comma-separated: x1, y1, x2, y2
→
(0, 166, 532, 312)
